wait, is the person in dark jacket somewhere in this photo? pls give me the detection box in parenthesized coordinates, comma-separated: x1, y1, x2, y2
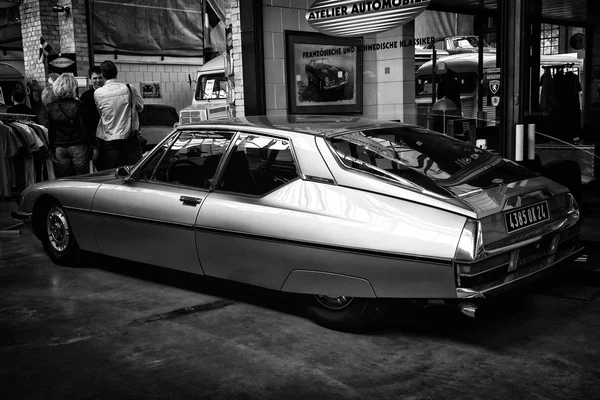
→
(47, 73, 99, 177)
(7, 89, 35, 116)
(79, 66, 105, 145)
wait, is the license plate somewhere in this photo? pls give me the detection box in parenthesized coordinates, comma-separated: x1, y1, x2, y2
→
(505, 201, 550, 233)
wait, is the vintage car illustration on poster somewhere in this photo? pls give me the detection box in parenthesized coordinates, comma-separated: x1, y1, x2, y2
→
(12, 116, 584, 332)
(305, 58, 349, 92)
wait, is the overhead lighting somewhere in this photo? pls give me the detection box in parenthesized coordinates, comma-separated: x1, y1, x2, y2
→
(52, 5, 71, 14)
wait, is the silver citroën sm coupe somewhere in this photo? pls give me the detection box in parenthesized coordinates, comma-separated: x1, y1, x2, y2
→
(12, 115, 584, 331)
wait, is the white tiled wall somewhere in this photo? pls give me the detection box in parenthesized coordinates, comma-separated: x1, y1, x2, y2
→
(262, 1, 417, 120)
(262, 2, 313, 116)
(362, 23, 417, 124)
(105, 58, 202, 114)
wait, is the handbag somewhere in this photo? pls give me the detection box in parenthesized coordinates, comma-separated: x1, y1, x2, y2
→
(126, 84, 148, 150)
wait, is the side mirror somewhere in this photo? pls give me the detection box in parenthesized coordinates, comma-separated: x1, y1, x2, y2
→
(115, 166, 131, 179)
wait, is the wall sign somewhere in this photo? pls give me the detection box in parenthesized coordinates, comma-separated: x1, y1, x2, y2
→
(140, 82, 161, 99)
(306, 0, 431, 37)
(48, 53, 77, 75)
(484, 68, 500, 107)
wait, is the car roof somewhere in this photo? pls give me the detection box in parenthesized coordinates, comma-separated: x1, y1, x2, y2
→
(177, 115, 406, 138)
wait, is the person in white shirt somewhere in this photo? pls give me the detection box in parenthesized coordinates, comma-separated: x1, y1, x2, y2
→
(94, 60, 144, 170)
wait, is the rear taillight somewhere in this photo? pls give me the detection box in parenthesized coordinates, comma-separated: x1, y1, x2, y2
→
(566, 193, 579, 218)
(455, 218, 483, 262)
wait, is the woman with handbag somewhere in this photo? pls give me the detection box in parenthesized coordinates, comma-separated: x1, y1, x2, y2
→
(47, 73, 100, 177)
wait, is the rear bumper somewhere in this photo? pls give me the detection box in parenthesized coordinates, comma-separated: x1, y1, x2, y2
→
(457, 241, 586, 299)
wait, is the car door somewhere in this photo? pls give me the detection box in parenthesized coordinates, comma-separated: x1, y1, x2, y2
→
(195, 132, 302, 289)
(92, 129, 234, 274)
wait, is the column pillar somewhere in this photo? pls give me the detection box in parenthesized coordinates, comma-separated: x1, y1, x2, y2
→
(20, 0, 91, 85)
(497, 0, 527, 160)
(20, 0, 58, 84)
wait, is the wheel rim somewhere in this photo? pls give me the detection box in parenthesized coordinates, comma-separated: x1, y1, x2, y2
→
(46, 206, 70, 252)
(314, 295, 354, 310)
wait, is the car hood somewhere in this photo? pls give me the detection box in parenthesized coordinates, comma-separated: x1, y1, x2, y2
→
(59, 168, 121, 184)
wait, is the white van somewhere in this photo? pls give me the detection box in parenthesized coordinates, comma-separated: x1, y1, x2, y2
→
(179, 56, 232, 125)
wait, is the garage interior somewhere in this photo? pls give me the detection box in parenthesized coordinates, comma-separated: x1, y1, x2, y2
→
(2, 0, 600, 398)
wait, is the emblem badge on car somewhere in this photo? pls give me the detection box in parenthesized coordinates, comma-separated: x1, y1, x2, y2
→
(492, 178, 503, 184)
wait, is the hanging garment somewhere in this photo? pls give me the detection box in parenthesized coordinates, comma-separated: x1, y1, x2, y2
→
(540, 70, 556, 114)
(0, 121, 24, 197)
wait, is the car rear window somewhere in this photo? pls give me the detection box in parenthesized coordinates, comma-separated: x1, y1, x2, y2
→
(328, 126, 532, 195)
(139, 105, 179, 126)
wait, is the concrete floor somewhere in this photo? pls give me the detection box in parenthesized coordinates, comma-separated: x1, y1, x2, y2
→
(1, 196, 600, 400)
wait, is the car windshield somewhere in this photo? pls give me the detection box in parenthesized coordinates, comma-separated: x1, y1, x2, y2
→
(452, 37, 479, 49)
(196, 74, 228, 100)
(328, 126, 533, 196)
(313, 58, 331, 67)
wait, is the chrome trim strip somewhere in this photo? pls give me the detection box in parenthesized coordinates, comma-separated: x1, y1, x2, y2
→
(484, 235, 544, 256)
(90, 209, 195, 230)
(197, 226, 453, 266)
(63, 205, 88, 213)
(456, 288, 485, 299)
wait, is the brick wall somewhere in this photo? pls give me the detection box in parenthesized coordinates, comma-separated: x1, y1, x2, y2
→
(20, 0, 57, 84)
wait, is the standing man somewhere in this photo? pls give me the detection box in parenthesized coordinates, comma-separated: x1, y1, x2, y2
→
(7, 89, 35, 116)
(94, 60, 144, 170)
(80, 66, 105, 157)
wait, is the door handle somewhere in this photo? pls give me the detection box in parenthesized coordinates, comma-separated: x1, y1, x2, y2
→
(179, 196, 202, 205)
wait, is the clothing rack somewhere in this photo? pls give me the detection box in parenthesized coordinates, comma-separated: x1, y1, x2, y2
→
(542, 63, 580, 75)
(0, 112, 35, 122)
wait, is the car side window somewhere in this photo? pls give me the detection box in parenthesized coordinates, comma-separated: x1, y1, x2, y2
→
(137, 130, 233, 189)
(217, 133, 298, 196)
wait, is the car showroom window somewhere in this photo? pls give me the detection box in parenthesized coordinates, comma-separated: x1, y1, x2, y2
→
(137, 130, 233, 189)
(217, 133, 298, 196)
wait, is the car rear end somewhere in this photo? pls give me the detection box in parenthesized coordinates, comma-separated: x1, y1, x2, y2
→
(453, 182, 583, 301)
(324, 122, 584, 309)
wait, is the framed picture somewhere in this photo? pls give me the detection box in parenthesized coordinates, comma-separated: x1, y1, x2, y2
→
(140, 82, 161, 99)
(285, 31, 363, 115)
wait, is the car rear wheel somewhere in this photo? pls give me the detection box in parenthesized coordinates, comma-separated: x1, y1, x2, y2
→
(42, 204, 81, 266)
(305, 294, 379, 332)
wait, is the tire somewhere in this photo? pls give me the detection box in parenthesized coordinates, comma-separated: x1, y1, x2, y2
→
(305, 294, 379, 332)
(41, 203, 81, 266)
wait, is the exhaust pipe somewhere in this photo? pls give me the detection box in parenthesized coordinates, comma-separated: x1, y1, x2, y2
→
(458, 302, 477, 318)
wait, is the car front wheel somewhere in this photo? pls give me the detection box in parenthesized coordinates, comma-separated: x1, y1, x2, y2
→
(42, 204, 81, 266)
(305, 294, 379, 332)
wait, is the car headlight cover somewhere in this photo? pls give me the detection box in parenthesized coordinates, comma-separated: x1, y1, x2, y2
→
(455, 218, 483, 262)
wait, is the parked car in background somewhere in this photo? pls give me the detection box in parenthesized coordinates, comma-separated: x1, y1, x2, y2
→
(414, 46, 449, 70)
(305, 58, 348, 91)
(12, 115, 584, 332)
(138, 104, 179, 151)
(425, 35, 496, 55)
